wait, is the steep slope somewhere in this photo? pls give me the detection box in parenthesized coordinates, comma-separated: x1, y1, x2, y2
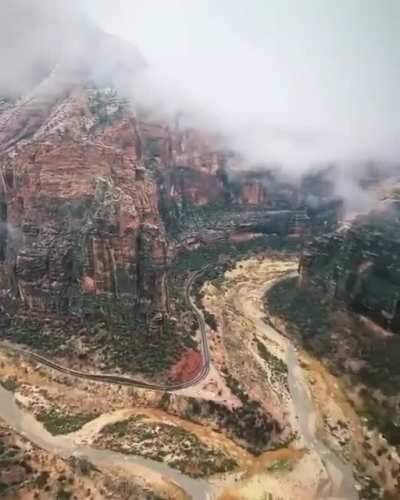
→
(299, 199, 400, 332)
(0, 0, 346, 382)
(0, 77, 183, 379)
(0, 68, 345, 381)
(0, 85, 168, 310)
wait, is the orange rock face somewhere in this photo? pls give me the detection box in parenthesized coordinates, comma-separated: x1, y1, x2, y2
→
(81, 275, 96, 293)
(0, 83, 168, 313)
(238, 181, 266, 205)
(163, 167, 223, 207)
(0, 58, 304, 357)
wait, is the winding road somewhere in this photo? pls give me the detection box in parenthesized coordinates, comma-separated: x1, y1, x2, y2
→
(2, 268, 211, 391)
(0, 267, 213, 500)
(0, 260, 358, 499)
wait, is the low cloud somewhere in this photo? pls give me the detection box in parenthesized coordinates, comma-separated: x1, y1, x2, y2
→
(80, 1, 400, 168)
(1, 1, 400, 214)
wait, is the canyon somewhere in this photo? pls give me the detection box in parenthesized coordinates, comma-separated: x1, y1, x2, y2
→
(0, 63, 344, 383)
(0, 7, 399, 500)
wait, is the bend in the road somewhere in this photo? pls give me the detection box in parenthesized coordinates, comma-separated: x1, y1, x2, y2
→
(2, 267, 210, 392)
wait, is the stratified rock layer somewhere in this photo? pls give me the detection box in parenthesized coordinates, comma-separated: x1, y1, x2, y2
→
(0, 85, 168, 316)
(0, 48, 342, 380)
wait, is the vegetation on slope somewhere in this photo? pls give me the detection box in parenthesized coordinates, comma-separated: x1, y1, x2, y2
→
(266, 277, 400, 447)
(37, 407, 99, 435)
(95, 415, 237, 477)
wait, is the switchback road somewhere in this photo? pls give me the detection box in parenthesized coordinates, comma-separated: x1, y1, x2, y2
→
(2, 267, 210, 392)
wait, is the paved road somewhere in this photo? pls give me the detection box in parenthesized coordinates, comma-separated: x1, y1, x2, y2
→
(0, 268, 213, 499)
(2, 268, 210, 392)
(0, 262, 359, 499)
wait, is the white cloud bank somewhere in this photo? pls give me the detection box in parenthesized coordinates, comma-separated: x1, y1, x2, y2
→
(79, 0, 400, 174)
(1, 0, 399, 214)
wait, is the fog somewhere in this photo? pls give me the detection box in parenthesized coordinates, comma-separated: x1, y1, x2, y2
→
(1, 1, 400, 211)
(79, 0, 400, 172)
(0, 0, 143, 98)
(0, 1, 91, 95)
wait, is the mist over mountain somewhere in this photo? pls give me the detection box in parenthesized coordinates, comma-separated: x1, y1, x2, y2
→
(80, 1, 400, 171)
(1, 0, 400, 213)
(0, 0, 143, 98)
(1, 7, 400, 498)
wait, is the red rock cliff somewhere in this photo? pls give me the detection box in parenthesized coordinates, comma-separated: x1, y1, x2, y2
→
(0, 82, 168, 314)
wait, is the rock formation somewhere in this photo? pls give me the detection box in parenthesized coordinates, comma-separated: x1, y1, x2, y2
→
(299, 199, 400, 332)
(0, 7, 345, 378)
(0, 83, 168, 316)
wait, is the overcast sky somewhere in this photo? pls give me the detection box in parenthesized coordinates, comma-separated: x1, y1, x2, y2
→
(76, 0, 400, 172)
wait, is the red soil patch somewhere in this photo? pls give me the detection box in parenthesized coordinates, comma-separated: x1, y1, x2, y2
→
(168, 349, 203, 383)
(81, 276, 96, 293)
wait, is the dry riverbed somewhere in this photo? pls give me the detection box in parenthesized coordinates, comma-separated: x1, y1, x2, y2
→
(265, 275, 400, 498)
(0, 253, 374, 499)
(201, 256, 361, 499)
(0, 417, 167, 500)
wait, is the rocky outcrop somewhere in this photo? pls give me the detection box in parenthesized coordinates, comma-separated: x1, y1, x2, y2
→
(299, 200, 400, 332)
(0, 78, 341, 318)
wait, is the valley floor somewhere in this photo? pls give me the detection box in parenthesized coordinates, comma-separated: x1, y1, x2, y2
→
(0, 249, 394, 499)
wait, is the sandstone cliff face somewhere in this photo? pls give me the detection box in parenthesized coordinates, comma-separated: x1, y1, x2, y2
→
(237, 181, 266, 205)
(139, 125, 324, 243)
(0, 83, 168, 318)
(140, 121, 227, 209)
